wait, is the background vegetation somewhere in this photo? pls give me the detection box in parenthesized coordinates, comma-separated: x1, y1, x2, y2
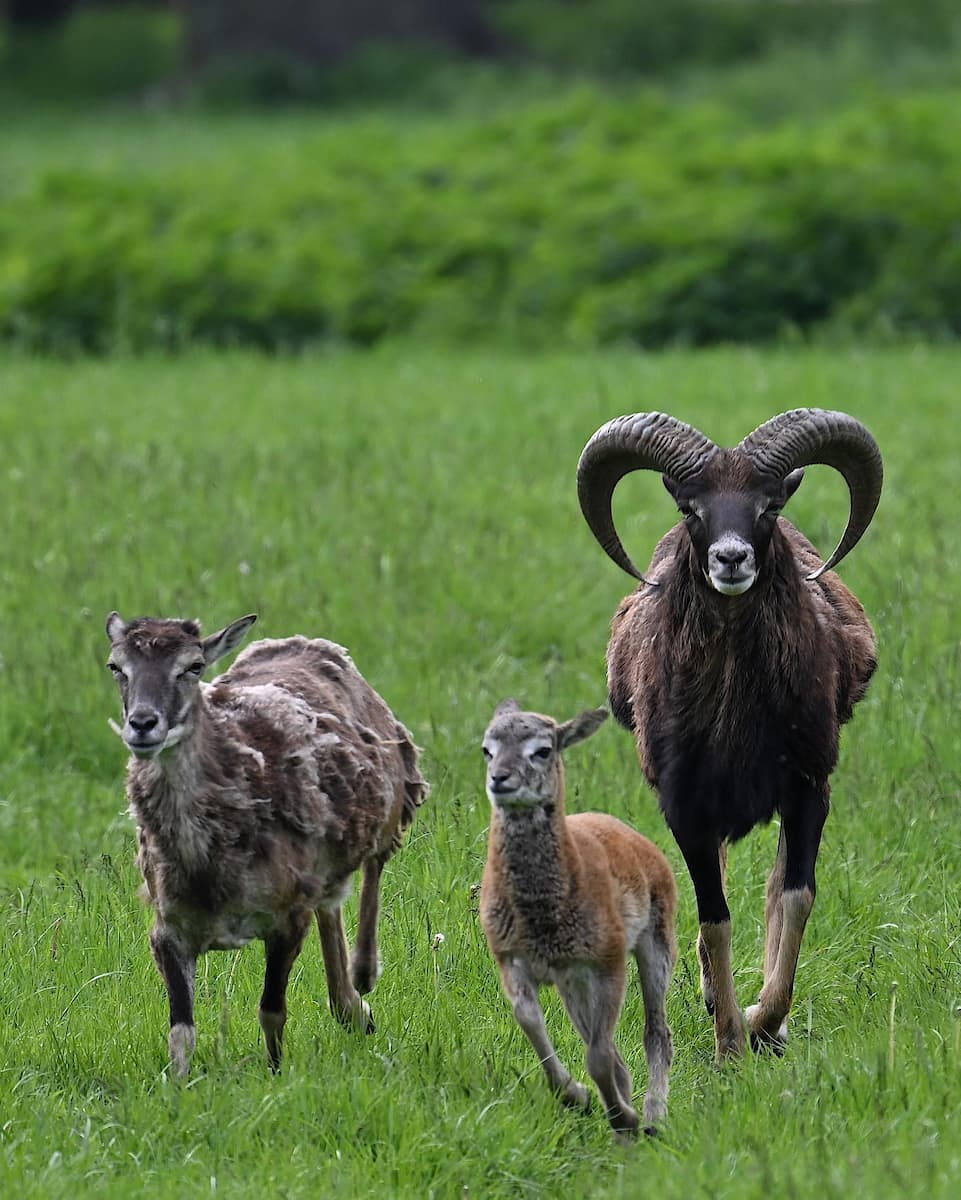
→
(2, 0, 961, 351)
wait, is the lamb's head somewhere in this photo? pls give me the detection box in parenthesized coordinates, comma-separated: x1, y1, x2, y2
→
(577, 408, 882, 593)
(105, 612, 257, 758)
(482, 700, 608, 811)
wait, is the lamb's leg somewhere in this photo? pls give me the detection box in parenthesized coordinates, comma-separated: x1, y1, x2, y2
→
(498, 957, 592, 1113)
(316, 906, 374, 1033)
(674, 829, 745, 1060)
(351, 854, 386, 995)
(746, 784, 828, 1052)
(634, 909, 676, 1133)
(149, 926, 196, 1077)
(559, 966, 638, 1140)
(259, 911, 311, 1070)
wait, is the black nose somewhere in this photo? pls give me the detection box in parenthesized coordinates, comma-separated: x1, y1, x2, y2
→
(128, 711, 159, 735)
(490, 772, 513, 792)
(716, 547, 748, 567)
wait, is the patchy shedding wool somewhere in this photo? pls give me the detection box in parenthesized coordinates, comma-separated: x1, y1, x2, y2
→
(107, 615, 428, 1075)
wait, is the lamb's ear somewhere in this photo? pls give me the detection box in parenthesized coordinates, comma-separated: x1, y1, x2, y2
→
(106, 611, 126, 643)
(557, 707, 609, 751)
(203, 614, 257, 666)
(493, 698, 521, 719)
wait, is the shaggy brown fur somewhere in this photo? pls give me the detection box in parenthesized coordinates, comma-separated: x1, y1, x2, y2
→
(106, 614, 428, 1076)
(608, 511, 876, 1058)
(480, 701, 677, 1138)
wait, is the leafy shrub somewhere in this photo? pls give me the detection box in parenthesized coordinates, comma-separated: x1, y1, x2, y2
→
(2, 89, 961, 350)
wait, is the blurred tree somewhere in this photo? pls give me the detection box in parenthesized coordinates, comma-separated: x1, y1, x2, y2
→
(175, 0, 500, 71)
(3, 0, 80, 27)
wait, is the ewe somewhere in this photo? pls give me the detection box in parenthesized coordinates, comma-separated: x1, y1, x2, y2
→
(577, 408, 882, 1059)
(480, 701, 677, 1138)
(106, 612, 427, 1075)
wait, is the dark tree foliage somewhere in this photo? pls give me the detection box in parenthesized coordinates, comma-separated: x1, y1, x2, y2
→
(4, 0, 80, 27)
(174, 0, 500, 71)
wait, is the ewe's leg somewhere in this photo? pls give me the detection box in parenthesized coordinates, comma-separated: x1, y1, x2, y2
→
(149, 926, 197, 1077)
(634, 911, 676, 1132)
(746, 783, 828, 1052)
(559, 967, 639, 1140)
(259, 911, 311, 1070)
(316, 906, 374, 1033)
(498, 958, 591, 1113)
(674, 830, 745, 1059)
(351, 855, 387, 996)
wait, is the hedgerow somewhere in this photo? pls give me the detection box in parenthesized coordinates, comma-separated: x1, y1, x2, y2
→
(2, 88, 960, 350)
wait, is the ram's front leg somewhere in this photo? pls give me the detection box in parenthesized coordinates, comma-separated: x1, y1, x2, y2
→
(150, 925, 197, 1076)
(673, 827, 745, 1060)
(746, 782, 828, 1052)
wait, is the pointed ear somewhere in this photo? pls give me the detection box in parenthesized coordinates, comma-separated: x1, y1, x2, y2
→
(783, 468, 805, 502)
(493, 698, 521, 719)
(557, 707, 609, 751)
(202, 614, 257, 666)
(106, 612, 126, 643)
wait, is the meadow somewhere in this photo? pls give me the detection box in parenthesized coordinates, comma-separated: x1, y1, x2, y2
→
(0, 345, 958, 1198)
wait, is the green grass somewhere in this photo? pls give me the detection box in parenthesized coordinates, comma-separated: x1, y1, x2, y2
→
(0, 345, 959, 1197)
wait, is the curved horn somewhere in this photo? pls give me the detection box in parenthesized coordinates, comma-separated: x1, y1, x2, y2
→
(739, 408, 883, 579)
(577, 412, 718, 580)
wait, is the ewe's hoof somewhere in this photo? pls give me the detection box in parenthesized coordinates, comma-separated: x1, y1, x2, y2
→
(559, 1079, 592, 1113)
(745, 1005, 788, 1055)
(330, 997, 375, 1034)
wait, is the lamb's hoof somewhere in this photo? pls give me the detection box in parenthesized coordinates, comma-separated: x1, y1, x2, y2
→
(609, 1108, 640, 1143)
(559, 1079, 592, 1113)
(642, 1124, 660, 1138)
(745, 1005, 788, 1055)
(715, 1016, 747, 1062)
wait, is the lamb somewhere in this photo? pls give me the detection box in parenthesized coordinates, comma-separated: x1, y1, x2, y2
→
(105, 611, 428, 1076)
(480, 700, 677, 1138)
(576, 408, 882, 1060)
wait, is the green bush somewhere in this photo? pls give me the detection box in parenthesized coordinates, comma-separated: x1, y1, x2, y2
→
(2, 89, 961, 351)
(491, 0, 961, 75)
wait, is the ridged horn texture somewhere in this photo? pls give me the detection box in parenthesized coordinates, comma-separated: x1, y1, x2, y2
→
(739, 408, 883, 579)
(577, 412, 718, 580)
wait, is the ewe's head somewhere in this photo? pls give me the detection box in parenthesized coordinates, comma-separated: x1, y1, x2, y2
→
(105, 612, 256, 758)
(482, 700, 608, 810)
(577, 408, 882, 596)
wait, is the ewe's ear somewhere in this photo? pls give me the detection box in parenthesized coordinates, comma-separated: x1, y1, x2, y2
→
(557, 707, 609, 751)
(783, 468, 805, 503)
(106, 612, 126, 643)
(203, 614, 257, 666)
(493, 698, 521, 719)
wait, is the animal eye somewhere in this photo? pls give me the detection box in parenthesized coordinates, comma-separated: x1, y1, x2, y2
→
(107, 663, 122, 675)
(482, 747, 492, 760)
(182, 662, 205, 678)
(532, 746, 552, 761)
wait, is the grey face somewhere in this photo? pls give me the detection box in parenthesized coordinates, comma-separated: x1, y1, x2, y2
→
(482, 713, 560, 809)
(481, 702, 609, 810)
(663, 468, 804, 597)
(107, 628, 206, 758)
(105, 612, 257, 759)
